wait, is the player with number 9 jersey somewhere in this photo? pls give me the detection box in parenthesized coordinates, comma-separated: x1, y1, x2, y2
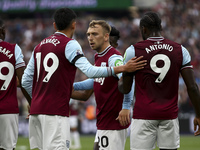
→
(0, 18, 30, 150)
(0, 42, 25, 114)
(124, 37, 191, 120)
(119, 12, 200, 150)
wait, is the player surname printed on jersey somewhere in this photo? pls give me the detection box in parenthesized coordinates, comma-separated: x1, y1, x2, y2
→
(145, 43, 173, 54)
(0, 46, 13, 59)
(40, 37, 60, 46)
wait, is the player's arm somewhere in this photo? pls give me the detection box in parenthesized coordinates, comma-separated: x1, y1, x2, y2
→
(15, 44, 32, 105)
(116, 84, 134, 126)
(118, 45, 139, 94)
(21, 51, 34, 99)
(181, 67, 200, 136)
(108, 54, 133, 126)
(73, 78, 94, 90)
(71, 89, 93, 101)
(181, 46, 200, 136)
(66, 40, 146, 78)
(71, 78, 94, 101)
(16, 67, 32, 105)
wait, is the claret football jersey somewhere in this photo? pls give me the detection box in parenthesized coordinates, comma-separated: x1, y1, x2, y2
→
(0, 41, 25, 114)
(124, 37, 192, 120)
(94, 46, 129, 130)
(30, 33, 77, 117)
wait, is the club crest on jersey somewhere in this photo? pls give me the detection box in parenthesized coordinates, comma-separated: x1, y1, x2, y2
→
(76, 50, 83, 55)
(101, 62, 106, 67)
(66, 140, 70, 148)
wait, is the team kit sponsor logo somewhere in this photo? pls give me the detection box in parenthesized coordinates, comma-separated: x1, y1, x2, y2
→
(94, 62, 106, 85)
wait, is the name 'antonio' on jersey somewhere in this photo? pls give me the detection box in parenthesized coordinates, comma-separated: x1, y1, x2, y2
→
(125, 37, 192, 120)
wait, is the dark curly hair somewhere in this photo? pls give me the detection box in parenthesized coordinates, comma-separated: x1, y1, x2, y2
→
(53, 8, 77, 30)
(140, 12, 162, 32)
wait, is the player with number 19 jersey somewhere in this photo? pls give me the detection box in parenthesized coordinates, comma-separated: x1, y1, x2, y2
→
(124, 37, 192, 120)
(0, 41, 25, 114)
(24, 32, 114, 117)
(30, 32, 78, 117)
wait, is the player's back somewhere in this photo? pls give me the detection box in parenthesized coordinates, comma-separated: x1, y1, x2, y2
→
(134, 37, 183, 120)
(0, 41, 19, 114)
(30, 33, 77, 117)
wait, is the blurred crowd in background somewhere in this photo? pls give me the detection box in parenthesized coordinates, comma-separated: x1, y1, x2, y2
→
(3, 0, 200, 134)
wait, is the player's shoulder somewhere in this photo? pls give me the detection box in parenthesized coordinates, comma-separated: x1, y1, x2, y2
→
(108, 46, 121, 56)
(164, 38, 181, 46)
(0, 41, 16, 52)
(0, 41, 16, 47)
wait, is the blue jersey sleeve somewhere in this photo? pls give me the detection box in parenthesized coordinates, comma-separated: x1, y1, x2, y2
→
(21, 52, 34, 98)
(73, 78, 94, 90)
(65, 40, 114, 78)
(122, 45, 135, 109)
(122, 79, 135, 110)
(75, 57, 114, 78)
(123, 45, 135, 64)
(65, 40, 84, 64)
(15, 44, 25, 69)
(181, 45, 191, 66)
(108, 54, 123, 79)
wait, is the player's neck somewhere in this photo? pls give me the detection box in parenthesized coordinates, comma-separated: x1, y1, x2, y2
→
(97, 43, 110, 53)
(57, 30, 73, 38)
(149, 32, 161, 37)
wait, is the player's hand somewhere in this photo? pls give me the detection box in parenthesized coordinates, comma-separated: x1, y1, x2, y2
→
(194, 117, 200, 136)
(124, 56, 147, 73)
(116, 109, 130, 126)
(26, 105, 30, 119)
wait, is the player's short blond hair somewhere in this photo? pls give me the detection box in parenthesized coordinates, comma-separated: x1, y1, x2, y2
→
(89, 20, 111, 34)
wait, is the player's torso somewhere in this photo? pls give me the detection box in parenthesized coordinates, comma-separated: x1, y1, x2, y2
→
(94, 46, 128, 130)
(134, 37, 183, 119)
(0, 41, 19, 114)
(31, 33, 77, 116)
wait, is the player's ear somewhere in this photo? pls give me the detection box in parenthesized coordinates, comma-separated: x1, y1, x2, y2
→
(71, 21, 76, 30)
(141, 26, 146, 34)
(53, 22, 57, 31)
(105, 33, 109, 42)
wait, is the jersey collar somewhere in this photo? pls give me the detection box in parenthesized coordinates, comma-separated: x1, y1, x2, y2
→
(54, 32, 68, 37)
(97, 45, 112, 57)
(147, 37, 164, 41)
